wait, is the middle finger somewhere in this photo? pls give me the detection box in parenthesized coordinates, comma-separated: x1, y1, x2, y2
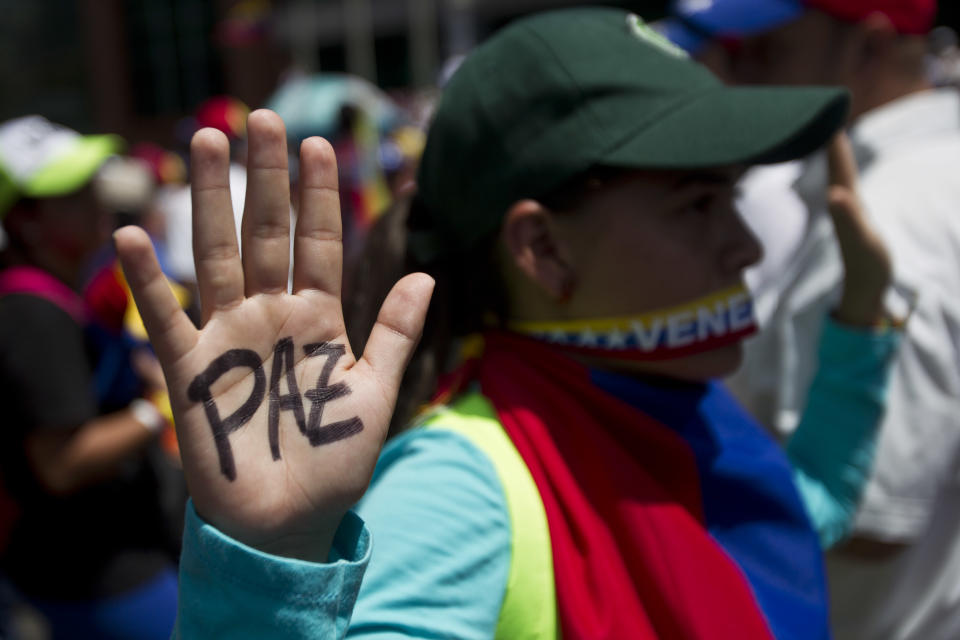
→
(241, 110, 292, 295)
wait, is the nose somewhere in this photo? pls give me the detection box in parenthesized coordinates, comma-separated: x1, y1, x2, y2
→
(719, 207, 764, 276)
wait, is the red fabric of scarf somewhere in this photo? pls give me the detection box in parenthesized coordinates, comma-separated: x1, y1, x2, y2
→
(447, 332, 774, 640)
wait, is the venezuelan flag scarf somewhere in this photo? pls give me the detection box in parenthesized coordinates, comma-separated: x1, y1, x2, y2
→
(441, 332, 830, 640)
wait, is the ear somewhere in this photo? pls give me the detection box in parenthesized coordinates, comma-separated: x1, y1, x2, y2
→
(854, 13, 898, 70)
(501, 199, 576, 301)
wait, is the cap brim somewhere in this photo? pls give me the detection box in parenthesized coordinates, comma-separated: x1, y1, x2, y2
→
(22, 134, 124, 199)
(603, 85, 848, 169)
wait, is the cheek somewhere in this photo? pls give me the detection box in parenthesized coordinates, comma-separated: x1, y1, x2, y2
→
(742, 45, 818, 85)
(774, 43, 838, 85)
(52, 212, 110, 257)
(49, 227, 89, 257)
(581, 222, 715, 312)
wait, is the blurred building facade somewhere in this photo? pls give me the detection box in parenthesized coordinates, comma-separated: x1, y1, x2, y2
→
(1, 0, 958, 147)
(1, 0, 665, 146)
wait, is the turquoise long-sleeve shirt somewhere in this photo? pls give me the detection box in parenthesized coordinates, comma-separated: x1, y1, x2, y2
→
(175, 428, 511, 639)
(174, 319, 899, 638)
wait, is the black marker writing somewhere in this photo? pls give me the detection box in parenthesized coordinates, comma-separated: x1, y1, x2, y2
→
(268, 337, 307, 460)
(187, 349, 266, 482)
(188, 339, 363, 481)
(302, 342, 364, 446)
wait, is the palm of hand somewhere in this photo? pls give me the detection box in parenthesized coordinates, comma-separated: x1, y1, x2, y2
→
(169, 296, 387, 554)
(116, 111, 432, 560)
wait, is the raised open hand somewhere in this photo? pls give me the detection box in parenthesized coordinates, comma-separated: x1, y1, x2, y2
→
(826, 133, 893, 327)
(115, 110, 433, 561)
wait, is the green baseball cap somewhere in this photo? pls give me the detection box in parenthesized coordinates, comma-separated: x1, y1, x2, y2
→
(416, 8, 849, 254)
(0, 116, 123, 217)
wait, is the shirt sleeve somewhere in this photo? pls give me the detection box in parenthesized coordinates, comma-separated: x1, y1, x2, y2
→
(174, 502, 371, 639)
(0, 295, 96, 431)
(786, 318, 902, 549)
(173, 428, 512, 639)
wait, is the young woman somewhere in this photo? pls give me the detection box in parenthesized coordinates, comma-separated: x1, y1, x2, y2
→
(115, 9, 899, 639)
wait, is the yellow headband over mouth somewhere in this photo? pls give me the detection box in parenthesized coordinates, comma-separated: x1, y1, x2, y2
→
(509, 284, 756, 361)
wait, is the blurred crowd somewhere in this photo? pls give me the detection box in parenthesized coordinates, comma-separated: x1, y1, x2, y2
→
(0, 75, 426, 639)
(2, 0, 960, 638)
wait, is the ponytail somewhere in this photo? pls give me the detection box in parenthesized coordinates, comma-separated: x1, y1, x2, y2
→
(344, 194, 507, 437)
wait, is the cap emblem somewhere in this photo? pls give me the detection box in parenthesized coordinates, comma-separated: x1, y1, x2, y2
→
(626, 14, 689, 59)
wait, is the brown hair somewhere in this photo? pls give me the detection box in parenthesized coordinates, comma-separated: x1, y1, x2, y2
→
(345, 194, 507, 436)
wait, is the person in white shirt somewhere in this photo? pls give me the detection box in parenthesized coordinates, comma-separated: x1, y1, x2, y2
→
(664, 1, 960, 638)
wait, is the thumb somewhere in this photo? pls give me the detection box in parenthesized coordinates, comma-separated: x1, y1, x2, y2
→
(825, 132, 871, 248)
(115, 225, 198, 368)
(824, 138, 892, 327)
(824, 135, 889, 275)
(359, 272, 434, 397)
